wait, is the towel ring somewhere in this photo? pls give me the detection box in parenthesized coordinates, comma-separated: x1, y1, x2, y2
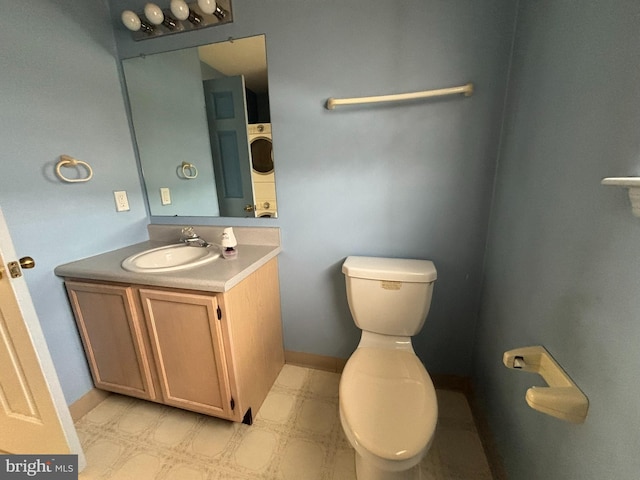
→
(55, 155, 93, 183)
(181, 161, 198, 179)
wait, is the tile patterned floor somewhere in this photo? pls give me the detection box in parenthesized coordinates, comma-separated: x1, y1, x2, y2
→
(76, 365, 492, 479)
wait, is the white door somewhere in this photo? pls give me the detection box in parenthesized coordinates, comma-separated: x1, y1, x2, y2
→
(0, 207, 84, 466)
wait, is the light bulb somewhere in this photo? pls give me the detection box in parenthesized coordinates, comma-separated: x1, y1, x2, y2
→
(144, 3, 164, 25)
(171, 0, 202, 25)
(121, 10, 142, 31)
(197, 0, 217, 15)
(122, 9, 156, 33)
(170, 0, 189, 20)
(197, 0, 226, 20)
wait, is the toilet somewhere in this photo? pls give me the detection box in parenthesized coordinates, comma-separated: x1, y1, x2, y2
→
(340, 256, 438, 480)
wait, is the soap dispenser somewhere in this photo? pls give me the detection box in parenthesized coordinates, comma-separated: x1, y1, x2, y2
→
(220, 227, 237, 259)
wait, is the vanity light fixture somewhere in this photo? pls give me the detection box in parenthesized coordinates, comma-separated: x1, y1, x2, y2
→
(121, 0, 232, 41)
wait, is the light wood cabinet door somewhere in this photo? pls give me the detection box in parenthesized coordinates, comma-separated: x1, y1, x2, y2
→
(65, 281, 156, 401)
(139, 289, 234, 419)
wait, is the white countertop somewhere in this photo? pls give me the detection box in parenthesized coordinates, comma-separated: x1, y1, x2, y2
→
(54, 241, 281, 293)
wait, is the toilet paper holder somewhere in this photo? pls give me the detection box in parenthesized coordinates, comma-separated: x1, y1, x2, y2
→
(503, 346, 588, 423)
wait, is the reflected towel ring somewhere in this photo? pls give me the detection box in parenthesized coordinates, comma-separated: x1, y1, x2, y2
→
(55, 155, 93, 183)
(181, 161, 198, 179)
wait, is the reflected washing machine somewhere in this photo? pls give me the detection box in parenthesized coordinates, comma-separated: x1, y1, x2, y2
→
(248, 123, 277, 217)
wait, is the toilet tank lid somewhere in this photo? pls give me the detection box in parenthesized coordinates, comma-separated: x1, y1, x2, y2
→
(342, 256, 437, 283)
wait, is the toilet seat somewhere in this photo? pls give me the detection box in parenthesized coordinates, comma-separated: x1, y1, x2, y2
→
(339, 347, 438, 469)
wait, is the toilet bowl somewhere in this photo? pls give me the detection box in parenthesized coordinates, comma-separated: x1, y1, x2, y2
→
(340, 256, 438, 480)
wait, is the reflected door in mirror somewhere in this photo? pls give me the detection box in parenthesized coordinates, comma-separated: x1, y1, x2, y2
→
(203, 76, 255, 217)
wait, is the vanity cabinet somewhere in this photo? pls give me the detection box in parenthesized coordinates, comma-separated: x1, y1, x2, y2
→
(64, 258, 284, 424)
(139, 289, 233, 419)
(65, 281, 157, 401)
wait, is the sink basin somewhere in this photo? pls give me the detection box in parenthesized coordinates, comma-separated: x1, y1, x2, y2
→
(121, 244, 220, 273)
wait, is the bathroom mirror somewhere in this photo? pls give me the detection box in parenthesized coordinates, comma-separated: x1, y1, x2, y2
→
(122, 35, 277, 218)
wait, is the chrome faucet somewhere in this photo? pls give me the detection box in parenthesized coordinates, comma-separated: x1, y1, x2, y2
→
(180, 226, 211, 247)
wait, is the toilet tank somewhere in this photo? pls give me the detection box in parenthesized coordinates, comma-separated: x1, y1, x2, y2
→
(342, 256, 437, 336)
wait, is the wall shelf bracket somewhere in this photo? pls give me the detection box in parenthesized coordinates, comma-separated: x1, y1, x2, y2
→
(601, 177, 640, 217)
(503, 346, 588, 423)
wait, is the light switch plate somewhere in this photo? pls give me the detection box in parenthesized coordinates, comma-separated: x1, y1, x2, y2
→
(160, 187, 171, 205)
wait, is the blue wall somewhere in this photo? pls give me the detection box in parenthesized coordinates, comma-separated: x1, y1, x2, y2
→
(7, 2, 640, 477)
(2, 0, 515, 402)
(473, 1, 640, 478)
(109, 0, 517, 374)
(0, 0, 149, 403)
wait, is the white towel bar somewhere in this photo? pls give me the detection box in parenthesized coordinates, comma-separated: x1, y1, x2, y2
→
(325, 82, 474, 110)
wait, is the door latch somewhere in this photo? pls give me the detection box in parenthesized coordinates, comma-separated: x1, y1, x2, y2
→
(7, 256, 36, 279)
